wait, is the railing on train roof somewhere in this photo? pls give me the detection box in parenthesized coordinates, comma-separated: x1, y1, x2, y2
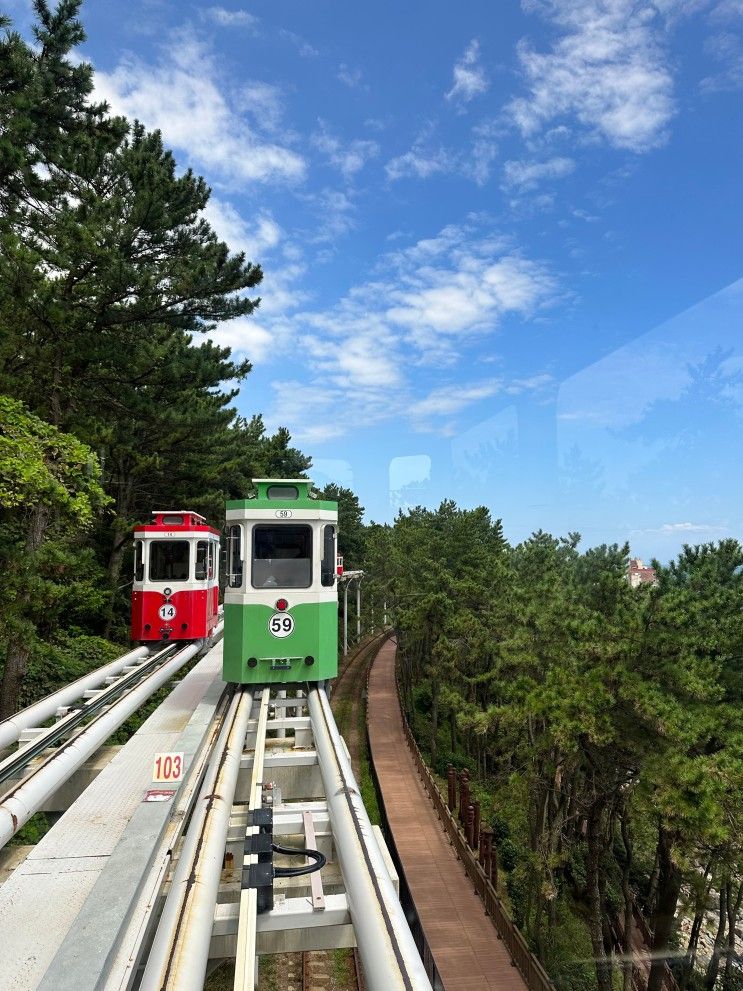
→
(387, 656, 557, 991)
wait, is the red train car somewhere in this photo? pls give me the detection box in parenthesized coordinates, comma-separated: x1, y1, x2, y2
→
(131, 511, 220, 642)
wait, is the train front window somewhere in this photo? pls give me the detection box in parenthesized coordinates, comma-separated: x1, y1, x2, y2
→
(252, 525, 312, 589)
(134, 540, 144, 582)
(228, 525, 243, 588)
(195, 541, 208, 580)
(149, 541, 190, 581)
(321, 525, 336, 587)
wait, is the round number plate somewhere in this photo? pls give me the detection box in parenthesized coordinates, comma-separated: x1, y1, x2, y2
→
(274, 509, 293, 519)
(268, 613, 294, 638)
(158, 604, 177, 621)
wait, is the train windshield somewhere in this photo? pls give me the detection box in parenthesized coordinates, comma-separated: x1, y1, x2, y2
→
(149, 541, 190, 581)
(252, 525, 312, 588)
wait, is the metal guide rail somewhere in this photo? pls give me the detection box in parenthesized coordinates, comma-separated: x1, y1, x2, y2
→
(0, 631, 219, 850)
(0, 664, 431, 990)
(123, 683, 432, 991)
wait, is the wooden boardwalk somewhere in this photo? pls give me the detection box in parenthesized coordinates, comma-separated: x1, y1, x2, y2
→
(367, 638, 529, 991)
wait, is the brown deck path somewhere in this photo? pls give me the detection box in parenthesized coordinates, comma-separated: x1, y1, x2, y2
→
(367, 638, 528, 991)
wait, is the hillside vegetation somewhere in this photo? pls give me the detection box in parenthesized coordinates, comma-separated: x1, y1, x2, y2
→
(363, 504, 743, 991)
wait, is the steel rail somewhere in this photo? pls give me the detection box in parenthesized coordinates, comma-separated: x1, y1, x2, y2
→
(69, 682, 235, 991)
(234, 687, 270, 991)
(0, 645, 150, 752)
(140, 685, 254, 991)
(307, 684, 432, 991)
(0, 626, 222, 850)
(0, 643, 177, 787)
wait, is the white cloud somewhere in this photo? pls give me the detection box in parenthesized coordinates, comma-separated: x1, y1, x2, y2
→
(300, 187, 357, 243)
(386, 122, 498, 186)
(239, 81, 286, 133)
(385, 253, 557, 355)
(508, 1, 676, 151)
(446, 39, 489, 105)
(702, 30, 743, 90)
(312, 124, 379, 179)
(410, 380, 502, 419)
(202, 315, 273, 362)
(278, 28, 319, 58)
(265, 219, 559, 442)
(409, 374, 553, 432)
(202, 197, 282, 261)
(94, 30, 305, 187)
(502, 155, 575, 191)
(337, 64, 364, 88)
(204, 7, 258, 28)
(631, 522, 729, 535)
(385, 147, 457, 181)
(464, 121, 500, 184)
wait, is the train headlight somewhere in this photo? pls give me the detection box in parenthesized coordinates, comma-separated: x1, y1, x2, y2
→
(275, 598, 289, 611)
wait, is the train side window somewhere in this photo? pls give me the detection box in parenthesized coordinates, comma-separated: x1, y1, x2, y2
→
(134, 540, 144, 582)
(228, 525, 243, 589)
(252, 525, 312, 588)
(195, 541, 208, 580)
(321, 525, 336, 587)
(208, 541, 215, 580)
(149, 541, 190, 581)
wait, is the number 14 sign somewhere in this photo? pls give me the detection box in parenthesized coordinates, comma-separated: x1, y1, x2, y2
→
(152, 752, 184, 783)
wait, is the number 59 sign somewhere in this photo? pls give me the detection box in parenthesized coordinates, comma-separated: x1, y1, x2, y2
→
(152, 752, 184, 783)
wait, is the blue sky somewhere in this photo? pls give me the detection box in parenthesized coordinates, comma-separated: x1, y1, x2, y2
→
(10, 0, 743, 559)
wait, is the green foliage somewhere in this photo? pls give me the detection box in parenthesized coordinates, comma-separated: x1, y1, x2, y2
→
(0, 396, 107, 521)
(17, 631, 122, 706)
(366, 502, 743, 991)
(0, 2, 320, 712)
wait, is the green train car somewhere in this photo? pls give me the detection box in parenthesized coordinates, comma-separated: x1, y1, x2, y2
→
(223, 480, 339, 684)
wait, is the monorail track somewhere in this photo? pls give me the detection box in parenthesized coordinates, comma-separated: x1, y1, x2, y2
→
(0, 632, 218, 850)
(0, 636, 430, 990)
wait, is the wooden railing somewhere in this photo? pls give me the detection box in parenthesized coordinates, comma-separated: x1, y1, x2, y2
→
(394, 681, 557, 991)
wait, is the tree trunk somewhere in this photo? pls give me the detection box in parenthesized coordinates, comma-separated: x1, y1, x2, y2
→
(648, 825, 682, 991)
(722, 879, 743, 991)
(704, 880, 729, 991)
(430, 676, 439, 765)
(680, 858, 714, 990)
(586, 798, 613, 991)
(620, 809, 635, 991)
(0, 504, 51, 718)
(103, 468, 133, 639)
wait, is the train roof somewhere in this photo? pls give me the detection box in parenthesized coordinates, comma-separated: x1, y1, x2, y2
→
(133, 510, 220, 536)
(226, 478, 337, 513)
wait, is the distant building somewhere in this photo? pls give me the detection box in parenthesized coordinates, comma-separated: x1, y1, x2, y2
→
(627, 557, 658, 588)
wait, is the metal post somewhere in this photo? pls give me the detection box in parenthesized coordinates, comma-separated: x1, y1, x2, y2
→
(482, 826, 493, 879)
(343, 580, 349, 657)
(447, 765, 456, 812)
(472, 800, 481, 850)
(459, 769, 469, 826)
(356, 578, 362, 643)
(276, 689, 286, 739)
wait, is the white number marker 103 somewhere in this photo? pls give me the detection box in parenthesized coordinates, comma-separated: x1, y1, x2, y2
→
(152, 752, 184, 783)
